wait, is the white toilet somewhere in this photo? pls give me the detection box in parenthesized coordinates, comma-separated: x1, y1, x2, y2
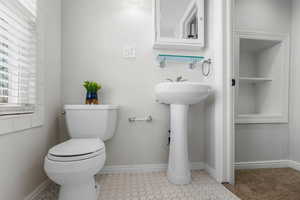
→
(44, 105, 119, 200)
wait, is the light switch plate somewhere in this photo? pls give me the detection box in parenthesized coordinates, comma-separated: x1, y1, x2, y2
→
(123, 46, 136, 58)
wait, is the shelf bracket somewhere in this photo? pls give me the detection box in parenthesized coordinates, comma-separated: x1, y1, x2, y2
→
(159, 57, 166, 68)
(189, 60, 198, 69)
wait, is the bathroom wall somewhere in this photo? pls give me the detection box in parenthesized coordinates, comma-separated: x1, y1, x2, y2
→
(61, 0, 218, 168)
(290, 0, 300, 163)
(0, 0, 61, 199)
(235, 0, 291, 33)
(235, 0, 291, 162)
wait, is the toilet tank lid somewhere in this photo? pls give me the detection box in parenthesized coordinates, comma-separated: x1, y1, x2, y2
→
(64, 105, 120, 110)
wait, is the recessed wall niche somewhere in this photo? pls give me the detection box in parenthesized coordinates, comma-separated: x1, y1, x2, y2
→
(235, 31, 290, 124)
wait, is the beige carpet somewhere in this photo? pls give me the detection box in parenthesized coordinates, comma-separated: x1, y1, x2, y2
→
(224, 168, 300, 200)
(36, 170, 239, 200)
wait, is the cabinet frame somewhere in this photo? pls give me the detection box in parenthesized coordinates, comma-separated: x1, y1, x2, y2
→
(153, 0, 205, 50)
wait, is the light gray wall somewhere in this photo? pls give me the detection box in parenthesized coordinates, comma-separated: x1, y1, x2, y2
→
(290, 0, 300, 162)
(235, 0, 291, 162)
(61, 0, 216, 166)
(235, 0, 291, 33)
(0, 0, 61, 199)
(236, 124, 289, 162)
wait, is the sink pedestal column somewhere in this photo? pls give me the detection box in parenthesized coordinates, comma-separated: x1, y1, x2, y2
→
(167, 104, 191, 185)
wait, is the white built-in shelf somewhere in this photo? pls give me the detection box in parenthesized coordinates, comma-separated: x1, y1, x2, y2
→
(239, 77, 273, 83)
(235, 31, 290, 124)
(236, 114, 288, 124)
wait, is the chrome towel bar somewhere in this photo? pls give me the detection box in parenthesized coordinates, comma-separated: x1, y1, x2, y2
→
(128, 115, 153, 123)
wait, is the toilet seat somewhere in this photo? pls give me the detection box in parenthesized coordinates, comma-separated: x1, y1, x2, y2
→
(47, 138, 105, 162)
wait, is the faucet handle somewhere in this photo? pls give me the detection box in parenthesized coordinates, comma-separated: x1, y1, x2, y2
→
(176, 76, 182, 82)
(166, 77, 188, 82)
(176, 76, 188, 82)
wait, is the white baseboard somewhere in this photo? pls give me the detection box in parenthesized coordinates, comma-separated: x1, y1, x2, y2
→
(235, 159, 300, 173)
(191, 162, 205, 170)
(101, 162, 205, 174)
(235, 160, 290, 170)
(24, 179, 51, 200)
(288, 160, 300, 171)
(101, 163, 168, 174)
(204, 164, 217, 180)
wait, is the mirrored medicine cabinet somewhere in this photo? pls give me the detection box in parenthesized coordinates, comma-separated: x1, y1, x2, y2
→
(153, 0, 205, 51)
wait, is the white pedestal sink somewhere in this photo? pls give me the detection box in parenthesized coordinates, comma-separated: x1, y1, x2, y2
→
(155, 82, 212, 185)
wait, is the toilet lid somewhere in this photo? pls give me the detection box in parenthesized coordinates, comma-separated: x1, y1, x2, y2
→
(49, 138, 105, 157)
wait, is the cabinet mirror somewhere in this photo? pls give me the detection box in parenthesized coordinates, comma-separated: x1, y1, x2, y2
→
(154, 0, 205, 50)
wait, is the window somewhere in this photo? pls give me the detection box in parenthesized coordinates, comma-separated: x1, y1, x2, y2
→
(18, 0, 37, 17)
(0, 0, 37, 115)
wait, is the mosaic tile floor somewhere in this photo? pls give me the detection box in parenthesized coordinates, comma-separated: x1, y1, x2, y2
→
(36, 170, 239, 200)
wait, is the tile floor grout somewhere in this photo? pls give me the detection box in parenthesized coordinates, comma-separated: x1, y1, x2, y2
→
(36, 170, 239, 200)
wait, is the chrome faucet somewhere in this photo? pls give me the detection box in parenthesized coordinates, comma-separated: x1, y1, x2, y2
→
(166, 76, 188, 82)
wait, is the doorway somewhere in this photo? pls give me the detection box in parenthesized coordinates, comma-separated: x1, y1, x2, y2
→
(225, 0, 297, 199)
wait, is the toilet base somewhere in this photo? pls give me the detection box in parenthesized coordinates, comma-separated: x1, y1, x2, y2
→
(58, 177, 97, 200)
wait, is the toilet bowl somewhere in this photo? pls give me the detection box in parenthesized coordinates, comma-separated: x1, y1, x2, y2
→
(45, 139, 105, 200)
(44, 105, 119, 200)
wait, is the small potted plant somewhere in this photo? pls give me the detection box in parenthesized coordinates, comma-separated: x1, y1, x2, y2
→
(83, 81, 102, 104)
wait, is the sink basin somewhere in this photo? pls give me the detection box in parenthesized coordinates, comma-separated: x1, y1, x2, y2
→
(155, 81, 212, 185)
(155, 82, 211, 105)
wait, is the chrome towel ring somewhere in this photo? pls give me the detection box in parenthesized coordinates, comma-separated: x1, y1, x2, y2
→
(202, 58, 212, 77)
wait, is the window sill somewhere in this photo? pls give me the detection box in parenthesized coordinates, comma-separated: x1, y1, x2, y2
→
(0, 111, 34, 117)
(0, 105, 44, 136)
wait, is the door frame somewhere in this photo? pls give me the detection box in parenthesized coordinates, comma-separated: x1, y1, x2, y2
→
(223, 0, 235, 184)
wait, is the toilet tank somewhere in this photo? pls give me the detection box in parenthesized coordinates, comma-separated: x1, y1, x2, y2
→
(64, 105, 119, 141)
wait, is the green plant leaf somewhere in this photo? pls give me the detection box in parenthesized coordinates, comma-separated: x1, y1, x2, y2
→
(83, 81, 102, 92)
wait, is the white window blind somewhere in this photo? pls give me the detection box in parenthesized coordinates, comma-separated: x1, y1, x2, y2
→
(0, 0, 37, 115)
(18, 0, 37, 17)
